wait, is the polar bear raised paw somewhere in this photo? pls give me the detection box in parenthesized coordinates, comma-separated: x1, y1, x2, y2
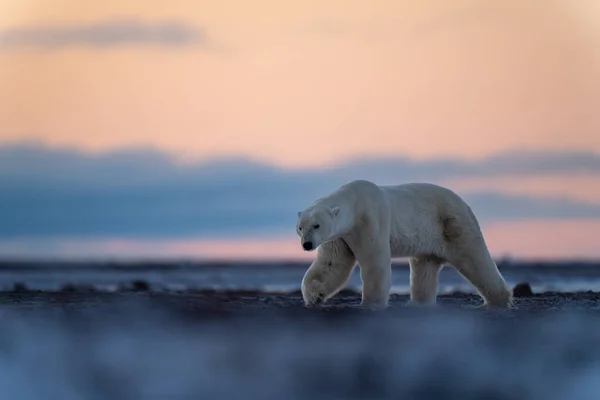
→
(301, 239, 357, 306)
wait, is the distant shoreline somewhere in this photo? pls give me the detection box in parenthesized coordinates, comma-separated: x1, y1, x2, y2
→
(0, 259, 599, 271)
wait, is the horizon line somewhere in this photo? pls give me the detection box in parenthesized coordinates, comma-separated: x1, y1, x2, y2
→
(0, 255, 598, 266)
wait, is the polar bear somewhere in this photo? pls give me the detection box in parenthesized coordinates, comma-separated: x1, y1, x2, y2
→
(296, 180, 512, 309)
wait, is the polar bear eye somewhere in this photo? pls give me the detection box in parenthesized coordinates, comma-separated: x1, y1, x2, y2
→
(313, 224, 320, 229)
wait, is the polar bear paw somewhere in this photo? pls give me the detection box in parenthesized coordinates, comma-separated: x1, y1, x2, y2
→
(358, 302, 389, 311)
(301, 278, 329, 306)
(404, 299, 437, 308)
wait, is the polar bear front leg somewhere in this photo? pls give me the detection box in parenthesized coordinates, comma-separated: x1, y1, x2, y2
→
(356, 244, 392, 309)
(301, 244, 357, 306)
(407, 256, 444, 306)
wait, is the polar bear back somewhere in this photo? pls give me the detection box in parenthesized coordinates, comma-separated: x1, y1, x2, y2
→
(380, 182, 483, 258)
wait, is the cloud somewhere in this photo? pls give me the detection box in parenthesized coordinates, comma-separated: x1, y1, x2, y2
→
(299, 4, 505, 41)
(0, 144, 599, 239)
(0, 19, 205, 49)
(405, 4, 507, 41)
(327, 150, 600, 183)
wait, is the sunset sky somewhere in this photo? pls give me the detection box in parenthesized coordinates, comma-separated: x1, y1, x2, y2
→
(0, 0, 599, 261)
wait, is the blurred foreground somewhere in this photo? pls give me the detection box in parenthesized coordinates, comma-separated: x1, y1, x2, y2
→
(1, 285, 600, 400)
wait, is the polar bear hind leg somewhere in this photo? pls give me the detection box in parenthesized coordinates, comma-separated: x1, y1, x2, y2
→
(449, 248, 512, 308)
(442, 217, 512, 308)
(407, 255, 445, 306)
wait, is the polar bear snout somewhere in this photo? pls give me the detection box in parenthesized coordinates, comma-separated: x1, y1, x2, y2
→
(298, 224, 330, 251)
(302, 241, 314, 251)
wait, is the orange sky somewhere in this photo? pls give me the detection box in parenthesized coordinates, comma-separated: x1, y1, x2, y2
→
(1, 0, 599, 167)
(1, 0, 599, 260)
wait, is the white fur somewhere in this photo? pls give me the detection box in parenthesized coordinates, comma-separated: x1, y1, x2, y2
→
(297, 180, 512, 309)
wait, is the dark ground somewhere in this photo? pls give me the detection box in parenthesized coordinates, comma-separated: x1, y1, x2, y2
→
(3, 286, 600, 317)
(2, 287, 600, 400)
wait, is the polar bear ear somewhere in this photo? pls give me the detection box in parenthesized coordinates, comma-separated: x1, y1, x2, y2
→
(297, 211, 302, 218)
(330, 207, 340, 217)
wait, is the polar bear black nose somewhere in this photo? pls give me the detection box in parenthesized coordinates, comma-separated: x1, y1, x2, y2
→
(302, 241, 313, 251)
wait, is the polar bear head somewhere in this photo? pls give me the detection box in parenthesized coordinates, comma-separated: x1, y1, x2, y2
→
(296, 205, 340, 251)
